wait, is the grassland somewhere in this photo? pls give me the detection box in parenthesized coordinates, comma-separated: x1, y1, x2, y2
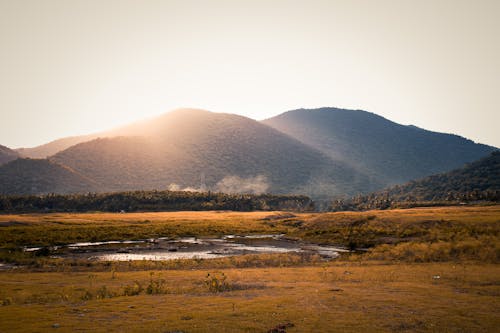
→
(0, 206, 499, 332)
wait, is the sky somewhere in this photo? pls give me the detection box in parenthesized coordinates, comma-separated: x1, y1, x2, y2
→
(0, 0, 499, 148)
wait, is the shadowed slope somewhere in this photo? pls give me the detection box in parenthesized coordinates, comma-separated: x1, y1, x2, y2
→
(0, 145, 19, 165)
(0, 158, 97, 195)
(376, 150, 500, 201)
(330, 151, 500, 210)
(263, 107, 496, 186)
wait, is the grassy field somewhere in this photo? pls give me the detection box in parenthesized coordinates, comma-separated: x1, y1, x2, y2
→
(0, 263, 499, 332)
(0, 206, 499, 332)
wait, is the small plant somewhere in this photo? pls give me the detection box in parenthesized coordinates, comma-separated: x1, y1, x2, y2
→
(81, 290, 93, 301)
(87, 274, 97, 288)
(146, 272, 166, 295)
(1, 297, 12, 306)
(96, 285, 114, 299)
(123, 281, 143, 296)
(204, 272, 229, 293)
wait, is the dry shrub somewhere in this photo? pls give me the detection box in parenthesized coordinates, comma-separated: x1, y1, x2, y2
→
(364, 236, 499, 263)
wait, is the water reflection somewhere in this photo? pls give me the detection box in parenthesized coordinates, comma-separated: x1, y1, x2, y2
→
(24, 234, 348, 261)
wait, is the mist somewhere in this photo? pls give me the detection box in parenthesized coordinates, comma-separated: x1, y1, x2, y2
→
(215, 175, 269, 195)
(168, 175, 269, 195)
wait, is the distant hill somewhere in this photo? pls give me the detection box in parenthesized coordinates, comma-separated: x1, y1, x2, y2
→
(47, 109, 378, 198)
(14, 111, 199, 158)
(16, 134, 98, 159)
(0, 158, 97, 195)
(14, 116, 160, 158)
(331, 151, 500, 211)
(263, 107, 496, 186)
(0, 145, 19, 165)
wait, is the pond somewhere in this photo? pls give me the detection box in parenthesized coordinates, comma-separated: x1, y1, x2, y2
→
(24, 234, 348, 261)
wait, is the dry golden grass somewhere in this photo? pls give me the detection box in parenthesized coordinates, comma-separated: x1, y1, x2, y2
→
(0, 262, 499, 332)
(1, 205, 499, 264)
(0, 210, 278, 224)
(0, 211, 292, 248)
(0, 206, 499, 332)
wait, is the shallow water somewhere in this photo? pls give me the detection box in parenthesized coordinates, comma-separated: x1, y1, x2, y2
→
(24, 234, 348, 261)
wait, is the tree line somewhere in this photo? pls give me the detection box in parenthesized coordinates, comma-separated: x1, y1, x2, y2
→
(330, 189, 500, 211)
(0, 190, 314, 213)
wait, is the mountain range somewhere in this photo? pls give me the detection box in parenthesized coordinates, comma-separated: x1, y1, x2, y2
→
(0, 107, 496, 198)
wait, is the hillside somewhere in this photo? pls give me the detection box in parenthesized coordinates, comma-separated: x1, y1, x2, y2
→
(14, 116, 160, 158)
(47, 109, 379, 198)
(16, 134, 98, 159)
(380, 150, 500, 201)
(0, 158, 97, 195)
(331, 151, 500, 210)
(263, 107, 496, 186)
(0, 145, 19, 165)
(5, 107, 496, 199)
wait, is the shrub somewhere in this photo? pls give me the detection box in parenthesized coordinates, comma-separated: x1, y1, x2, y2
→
(204, 272, 229, 293)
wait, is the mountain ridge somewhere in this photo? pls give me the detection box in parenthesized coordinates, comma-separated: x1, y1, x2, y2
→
(263, 107, 496, 187)
(2, 107, 496, 198)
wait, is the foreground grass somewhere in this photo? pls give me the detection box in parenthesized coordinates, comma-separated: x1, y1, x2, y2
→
(0, 262, 499, 332)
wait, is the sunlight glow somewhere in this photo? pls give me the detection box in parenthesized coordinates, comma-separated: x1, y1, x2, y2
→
(0, 0, 498, 148)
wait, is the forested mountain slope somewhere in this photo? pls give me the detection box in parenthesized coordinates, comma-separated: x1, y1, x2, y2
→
(48, 109, 378, 197)
(263, 107, 496, 186)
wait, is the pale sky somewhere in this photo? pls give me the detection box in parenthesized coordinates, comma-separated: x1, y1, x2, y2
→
(0, 0, 499, 148)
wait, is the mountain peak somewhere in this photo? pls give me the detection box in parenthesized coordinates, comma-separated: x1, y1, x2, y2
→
(44, 111, 376, 197)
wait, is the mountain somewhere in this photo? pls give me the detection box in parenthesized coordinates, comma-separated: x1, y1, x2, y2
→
(4, 107, 496, 199)
(0, 158, 97, 195)
(46, 109, 379, 198)
(15, 110, 207, 158)
(330, 151, 500, 210)
(16, 134, 98, 159)
(15, 116, 160, 158)
(263, 107, 496, 187)
(0, 145, 19, 165)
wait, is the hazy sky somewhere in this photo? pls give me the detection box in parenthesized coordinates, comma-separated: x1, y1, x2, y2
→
(1, 0, 499, 148)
